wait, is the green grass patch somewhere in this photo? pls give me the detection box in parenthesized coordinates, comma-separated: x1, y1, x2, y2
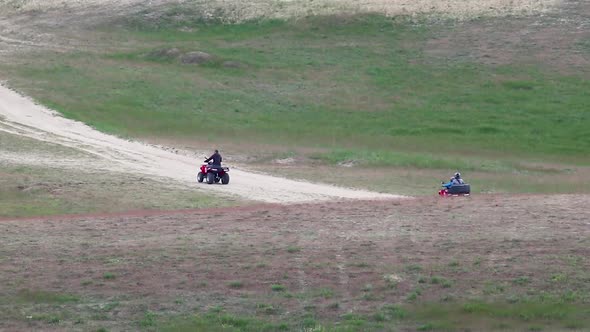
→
(405, 264, 423, 273)
(154, 299, 590, 331)
(256, 303, 279, 315)
(139, 310, 157, 327)
(271, 284, 286, 292)
(286, 246, 301, 253)
(406, 288, 423, 301)
(514, 276, 531, 286)
(30, 313, 61, 324)
(103, 272, 116, 280)
(576, 38, 590, 53)
(315, 288, 335, 299)
(228, 281, 244, 289)
(312, 149, 521, 170)
(159, 313, 285, 332)
(430, 276, 452, 288)
(408, 300, 590, 331)
(17, 289, 79, 304)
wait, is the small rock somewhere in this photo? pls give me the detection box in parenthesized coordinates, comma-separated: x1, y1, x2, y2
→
(338, 160, 357, 167)
(274, 157, 295, 165)
(180, 51, 213, 64)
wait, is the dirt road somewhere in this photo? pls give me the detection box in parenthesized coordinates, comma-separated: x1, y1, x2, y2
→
(0, 84, 401, 203)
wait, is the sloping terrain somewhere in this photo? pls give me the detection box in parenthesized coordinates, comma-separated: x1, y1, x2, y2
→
(1, 1, 589, 331)
(0, 0, 565, 56)
(0, 84, 398, 203)
(0, 0, 562, 19)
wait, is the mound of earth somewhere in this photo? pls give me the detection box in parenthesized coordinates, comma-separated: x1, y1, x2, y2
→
(148, 47, 181, 60)
(180, 51, 213, 65)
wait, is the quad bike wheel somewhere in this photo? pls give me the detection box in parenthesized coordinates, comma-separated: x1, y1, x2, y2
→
(221, 173, 230, 185)
(197, 172, 204, 183)
(207, 172, 216, 184)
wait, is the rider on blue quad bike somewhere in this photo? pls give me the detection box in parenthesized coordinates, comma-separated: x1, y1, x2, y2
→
(442, 172, 464, 189)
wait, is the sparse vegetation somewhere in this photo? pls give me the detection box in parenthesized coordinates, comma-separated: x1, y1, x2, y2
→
(30, 313, 61, 324)
(315, 288, 335, 299)
(286, 246, 301, 254)
(429, 276, 452, 288)
(1, 195, 588, 330)
(483, 281, 506, 295)
(271, 284, 286, 292)
(17, 289, 79, 303)
(514, 276, 531, 285)
(406, 265, 423, 273)
(406, 288, 423, 301)
(256, 303, 279, 315)
(383, 274, 401, 289)
(228, 281, 244, 289)
(102, 272, 116, 280)
(139, 311, 157, 327)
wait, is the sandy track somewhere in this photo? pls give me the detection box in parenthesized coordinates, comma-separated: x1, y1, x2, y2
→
(0, 84, 400, 203)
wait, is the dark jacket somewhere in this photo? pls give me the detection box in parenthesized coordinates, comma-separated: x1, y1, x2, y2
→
(205, 152, 222, 165)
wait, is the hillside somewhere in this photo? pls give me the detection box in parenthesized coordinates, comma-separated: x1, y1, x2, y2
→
(1, 1, 590, 331)
(0, 0, 563, 19)
(2, 0, 589, 196)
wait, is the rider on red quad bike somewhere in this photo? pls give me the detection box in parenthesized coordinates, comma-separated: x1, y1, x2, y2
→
(198, 149, 230, 185)
(204, 149, 222, 167)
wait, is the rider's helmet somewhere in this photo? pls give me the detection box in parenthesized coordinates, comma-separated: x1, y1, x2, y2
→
(454, 172, 461, 179)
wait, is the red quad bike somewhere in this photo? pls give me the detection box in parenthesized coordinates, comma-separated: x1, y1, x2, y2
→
(197, 162, 230, 185)
(439, 183, 471, 197)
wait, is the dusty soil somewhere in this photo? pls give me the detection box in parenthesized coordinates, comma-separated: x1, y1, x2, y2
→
(0, 194, 588, 330)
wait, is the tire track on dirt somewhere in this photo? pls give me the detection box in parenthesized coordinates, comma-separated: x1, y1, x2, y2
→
(0, 34, 70, 51)
(293, 253, 309, 310)
(0, 84, 403, 204)
(334, 251, 352, 310)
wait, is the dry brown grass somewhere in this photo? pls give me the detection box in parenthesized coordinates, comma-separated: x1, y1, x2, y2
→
(1, 194, 588, 330)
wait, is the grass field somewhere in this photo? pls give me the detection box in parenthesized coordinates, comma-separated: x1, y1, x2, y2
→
(253, 163, 590, 196)
(3, 14, 589, 169)
(0, 130, 242, 217)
